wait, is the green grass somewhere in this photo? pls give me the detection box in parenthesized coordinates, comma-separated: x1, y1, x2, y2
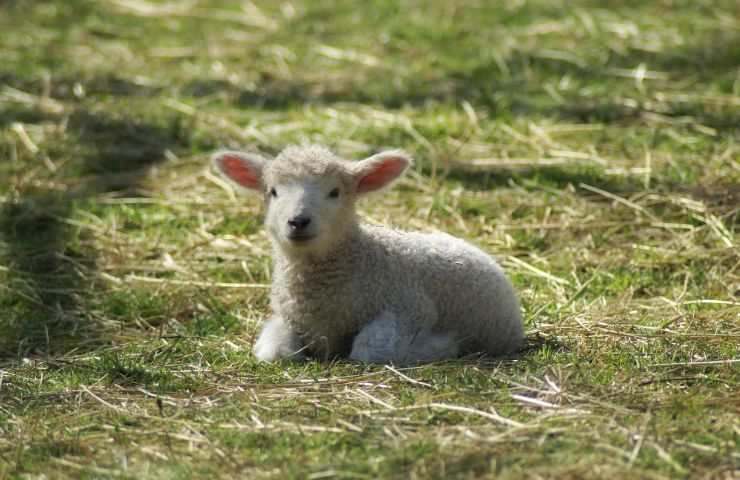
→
(1, 0, 738, 478)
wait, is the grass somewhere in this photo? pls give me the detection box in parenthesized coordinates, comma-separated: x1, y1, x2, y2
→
(0, 0, 738, 478)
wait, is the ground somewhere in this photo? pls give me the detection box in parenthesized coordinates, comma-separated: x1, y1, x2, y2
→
(0, 1, 738, 479)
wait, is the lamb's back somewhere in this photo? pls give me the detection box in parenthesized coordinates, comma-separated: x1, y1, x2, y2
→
(363, 225, 523, 355)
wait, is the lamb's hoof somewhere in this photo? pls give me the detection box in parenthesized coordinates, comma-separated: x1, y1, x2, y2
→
(253, 340, 280, 362)
(254, 337, 305, 362)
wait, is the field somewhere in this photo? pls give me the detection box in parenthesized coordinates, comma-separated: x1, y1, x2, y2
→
(0, 1, 738, 478)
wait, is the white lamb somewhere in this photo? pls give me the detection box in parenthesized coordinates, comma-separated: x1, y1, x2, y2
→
(213, 145, 524, 364)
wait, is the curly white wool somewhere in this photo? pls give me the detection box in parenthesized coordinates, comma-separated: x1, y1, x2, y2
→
(213, 145, 524, 364)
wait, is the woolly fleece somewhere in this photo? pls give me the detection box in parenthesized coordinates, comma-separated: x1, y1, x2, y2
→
(213, 145, 524, 363)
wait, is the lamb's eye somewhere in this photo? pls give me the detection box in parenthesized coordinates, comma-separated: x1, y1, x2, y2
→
(270, 187, 278, 198)
(328, 188, 340, 198)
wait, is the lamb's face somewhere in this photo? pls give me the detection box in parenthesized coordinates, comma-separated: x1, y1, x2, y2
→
(212, 146, 411, 260)
(262, 172, 357, 257)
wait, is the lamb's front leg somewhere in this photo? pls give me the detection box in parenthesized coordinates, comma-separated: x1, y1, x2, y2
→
(349, 311, 458, 365)
(253, 316, 305, 362)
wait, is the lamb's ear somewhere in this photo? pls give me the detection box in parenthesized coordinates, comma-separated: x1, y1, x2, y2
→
(354, 150, 411, 194)
(211, 150, 266, 192)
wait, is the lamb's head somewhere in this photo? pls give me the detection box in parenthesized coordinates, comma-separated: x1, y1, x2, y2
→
(212, 145, 410, 258)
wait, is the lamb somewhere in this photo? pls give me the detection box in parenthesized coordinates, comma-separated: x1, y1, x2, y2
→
(212, 145, 524, 364)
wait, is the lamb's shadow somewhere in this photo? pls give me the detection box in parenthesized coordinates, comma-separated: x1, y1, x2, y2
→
(0, 106, 188, 360)
(452, 332, 568, 365)
(518, 332, 568, 357)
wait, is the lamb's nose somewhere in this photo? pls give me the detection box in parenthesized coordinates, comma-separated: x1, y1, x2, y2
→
(287, 215, 311, 231)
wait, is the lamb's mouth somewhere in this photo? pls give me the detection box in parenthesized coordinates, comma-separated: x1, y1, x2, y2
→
(287, 233, 316, 244)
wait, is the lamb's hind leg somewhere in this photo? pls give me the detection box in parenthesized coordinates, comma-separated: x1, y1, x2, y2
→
(253, 316, 304, 362)
(349, 311, 458, 365)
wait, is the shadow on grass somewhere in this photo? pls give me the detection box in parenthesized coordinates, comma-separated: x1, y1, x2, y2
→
(446, 164, 637, 192)
(168, 38, 737, 200)
(6, 73, 163, 103)
(519, 331, 569, 357)
(0, 107, 189, 361)
(0, 197, 97, 359)
(176, 27, 739, 134)
(68, 109, 190, 194)
(0, 104, 59, 128)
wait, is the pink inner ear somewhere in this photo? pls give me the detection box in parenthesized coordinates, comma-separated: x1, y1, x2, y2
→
(219, 154, 261, 190)
(357, 157, 407, 193)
